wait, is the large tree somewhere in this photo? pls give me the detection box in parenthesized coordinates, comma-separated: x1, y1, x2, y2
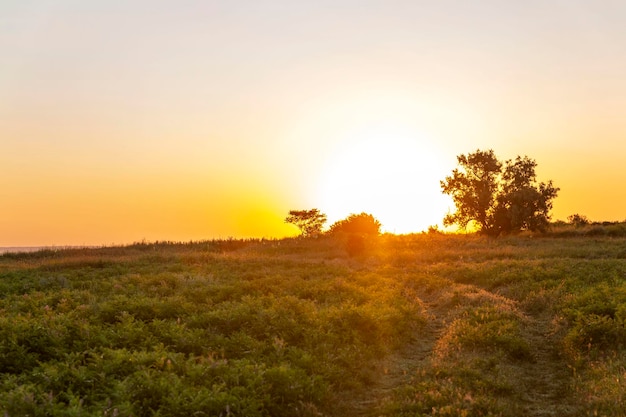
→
(441, 149, 559, 236)
(285, 209, 327, 237)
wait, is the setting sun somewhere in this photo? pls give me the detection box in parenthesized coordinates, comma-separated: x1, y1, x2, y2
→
(315, 125, 451, 234)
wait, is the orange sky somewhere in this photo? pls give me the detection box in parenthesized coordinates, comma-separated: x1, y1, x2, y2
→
(2, 1, 626, 246)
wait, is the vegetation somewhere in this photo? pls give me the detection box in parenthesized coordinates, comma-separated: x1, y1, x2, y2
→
(441, 149, 559, 236)
(327, 212, 381, 236)
(1, 228, 625, 416)
(567, 213, 591, 227)
(327, 213, 382, 257)
(284, 209, 327, 237)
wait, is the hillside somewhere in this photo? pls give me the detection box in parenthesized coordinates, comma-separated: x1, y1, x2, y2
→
(1, 234, 624, 416)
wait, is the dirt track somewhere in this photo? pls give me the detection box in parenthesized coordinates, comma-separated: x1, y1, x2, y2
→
(352, 278, 577, 417)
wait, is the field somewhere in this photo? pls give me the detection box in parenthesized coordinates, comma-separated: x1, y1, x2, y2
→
(1, 231, 625, 416)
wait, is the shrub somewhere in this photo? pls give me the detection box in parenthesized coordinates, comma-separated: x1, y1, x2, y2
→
(328, 213, 381, 236)
(568, 214, 590, 227)
(345, 234, 367, 257)
(564, 314, 626, 353)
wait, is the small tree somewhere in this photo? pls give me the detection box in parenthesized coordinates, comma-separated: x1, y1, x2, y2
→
(328, 213, 381, 258)
(567, 213, 590, 227)
(441, 149, 559, 236)
(285, 209, 327, 237)
(328, 212, 381, 236)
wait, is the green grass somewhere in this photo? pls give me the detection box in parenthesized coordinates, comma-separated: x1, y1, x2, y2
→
(1, 233, 625, 416)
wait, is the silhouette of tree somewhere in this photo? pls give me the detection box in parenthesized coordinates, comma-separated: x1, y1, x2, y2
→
(441, 149, 559, 236)
(567, 213, 590, 227)
(285, 209, 327, 237)
(441, 150, 501, 233)
(328, 212, 381, 236)
(328, 213, 381, 258)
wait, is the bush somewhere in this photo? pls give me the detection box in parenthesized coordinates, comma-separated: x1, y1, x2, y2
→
(345, 235, 367, 257)
(568, 214, 590, 227)
(327, 213, 381, 236)
(564, 314, 626, 353)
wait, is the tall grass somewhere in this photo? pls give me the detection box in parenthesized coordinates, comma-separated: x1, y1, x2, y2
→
(1, 232, 624, 416)
(0, 238, 423, 416)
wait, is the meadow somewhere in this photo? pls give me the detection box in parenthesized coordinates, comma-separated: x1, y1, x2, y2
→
(1, 229, 625, 416)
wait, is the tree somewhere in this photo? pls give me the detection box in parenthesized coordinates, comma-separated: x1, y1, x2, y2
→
(441, 149, 559, 236)
(328, 213, 382, 258)
(328, 212, 381, 236)
(495, 156, 559, 234)
(285, 209, 327, 237)
(440, 149, 502, 233)
(567, 213, 590, 227)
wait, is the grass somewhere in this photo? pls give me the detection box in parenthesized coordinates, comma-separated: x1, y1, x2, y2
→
(0, 231, 625, 416)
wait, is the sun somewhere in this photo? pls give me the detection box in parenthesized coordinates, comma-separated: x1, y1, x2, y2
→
(314, 125, 451, 234)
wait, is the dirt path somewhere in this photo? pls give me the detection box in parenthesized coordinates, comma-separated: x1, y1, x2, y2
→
(516, 310, 577, 416)
(350, 281, 578, 417)
(351, 290, 450, 416)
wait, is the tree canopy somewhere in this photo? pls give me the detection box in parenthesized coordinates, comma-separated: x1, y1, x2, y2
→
(441, 149, 559, 236)
(285, 209, 327, 237)
(328, 212, 381, 236)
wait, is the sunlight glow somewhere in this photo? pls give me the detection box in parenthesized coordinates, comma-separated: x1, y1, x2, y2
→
(315, 124, 451, 234)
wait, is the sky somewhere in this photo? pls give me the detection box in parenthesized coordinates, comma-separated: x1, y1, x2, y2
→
(2, 0, 626, 246)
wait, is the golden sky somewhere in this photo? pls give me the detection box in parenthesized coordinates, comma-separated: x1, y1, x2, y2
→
(2, 1, 626, 246)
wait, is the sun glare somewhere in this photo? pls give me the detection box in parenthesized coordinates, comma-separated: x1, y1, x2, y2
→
(315, 125, 451, 234)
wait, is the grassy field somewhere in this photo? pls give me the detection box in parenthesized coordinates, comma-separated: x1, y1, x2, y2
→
(1, 231, 625, 416)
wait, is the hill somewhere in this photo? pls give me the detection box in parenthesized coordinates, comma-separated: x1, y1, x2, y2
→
(1, 234, 624, 416)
